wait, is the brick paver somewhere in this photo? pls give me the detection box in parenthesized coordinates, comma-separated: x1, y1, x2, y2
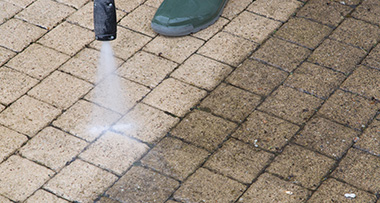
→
(1, 0, 380, 202)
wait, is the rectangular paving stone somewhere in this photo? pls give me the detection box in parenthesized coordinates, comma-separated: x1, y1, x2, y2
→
(3, 0, 35, 8)
(308, 178, 377, 203)
(171, 110, 237, 152)
(0, 196, 12, 203)
(266, 144, 336, 190)
(294, 116, 359, 159)
(330, 18, 380, 51)
(55, 0, 87, 8)
(192, 17, 229, 40)
(247, 0, 303, 22)
(352, 0, 380, 26)
(252, 37, 311, 72)
(198, 32, 257, 66)
(0, 126, 28, 162)
(200, 83, 261, 122)
(332, 148, 380, 193)
(80, 131, 149, 175)
(141, 137, 210, 180)
(237, 173, 311, 202)
(355, 119, 380, 156)
(341, 65, 380, 100)
(0, 66, 39, 105)
(204, 138, 274, 184)
(224, 11, 281, 43)
(308, 39, 366, 74)
(284, 62, 345, 99)
(0, 95, 61, 137)
(19, 127, 88, 171)
(171, 54, 232, 91)
(6, 43, 70, 80)
(143, 78, 207, 117)
(97, 197, 120, 203)
(118, 51, 178, 89)
(173, 168, 246, 203)
(0, 1, 22, 24)
(259, 86, 323, 125)
(118, 5, 157, 37)
(16, 0, 75, 29)
(318, 90, 380, 129)
(222, 0, 252, 19)
(296, 0, 352, 27)
(232, 111, 299, 152)
(116, 0, 144, 12)
(363, 43, 380, 70)
(0, 47, 15, 66)
(25, 190, 69, 203)
(107, 166, 179, 203)
(44, 159, 118, 203)
(275, 17, 332, 49)
(0, 18, 46, 52)
(226, 59, 288, 96)
(0, 156, 54, 202)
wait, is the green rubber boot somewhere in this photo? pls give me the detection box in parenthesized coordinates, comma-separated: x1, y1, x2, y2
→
(151, 0, 228, 36)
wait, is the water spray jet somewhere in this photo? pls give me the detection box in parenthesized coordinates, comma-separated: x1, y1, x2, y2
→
(94, 0, 117, 41)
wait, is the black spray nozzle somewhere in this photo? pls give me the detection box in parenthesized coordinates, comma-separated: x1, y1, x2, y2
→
(94, 0, 117, 41)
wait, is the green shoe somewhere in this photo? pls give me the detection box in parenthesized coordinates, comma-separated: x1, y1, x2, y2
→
(151, 0, 228, 36)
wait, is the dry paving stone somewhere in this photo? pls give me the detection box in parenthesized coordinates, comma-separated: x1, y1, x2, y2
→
(16, 0, 75, 29)
(29, 71, 93, 109)
(6, 43, 70, 80)
(275, 17, 332, 49)
(355, 119, 380, 156)
(200, 83, 261, 122)
(341, 65, 380, 100)
(107, 166, 179, 203)
(0, 1, 22, 24)
(0, 156, 54, 202)
(0, 126, 28, 162)
(232, 111, 299, 152)
(252, 37, 311, 72)
(226, 59, 288, 96)
(116, 0, 144, 12)
(222, 0, 252, 19)
(296, 0, 352, 27)
(55, 0, 87, 9)
(308, 178, 377, 203)
(247, 0, 303, 22)
(173, 168, 246, 203)
(267, 144, 336, 190)
(19, 127, 88, 171)
(0, 18, 46, 52)
(237, 173, 311, 202)
(143, 78, 207, 117)
(224, 11, 281, 43)
(284, 62, 345, 99)
(0, 47, 15, 66)
(198, 32, 257, 67)
(25, 190, 69, 203)
(318, 90, 380, 129)
(119, 5, 157, 37)
(330, 18, 380, 51)
(141, 137, 210, 180)
(80, 131, 149, 175)
(171, 110, 237, 151)
(204, 138, 274, 184)
(363, 43, 380, 70)
(0, 95, 60, 137)
(332, 148, 380, 193)
(259, 86, 323, 125)
(0, 196, 12, 203)
(171, 54, 233, 91)
(45, 160, 118, 203)
(114, 103, 179, 143)
(97, 197, 120, 203)
(352, 0, 380, 26)
(0, 66, 38, 105)
(191, 17, 229, 40)
(308, 39, 366, 74)
(3, 0, 35, 8)
(294, 116, 359, 159)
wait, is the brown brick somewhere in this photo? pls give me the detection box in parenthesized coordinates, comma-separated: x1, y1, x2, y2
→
(355, 119, 380, 156)
(352, 0, 380, 26)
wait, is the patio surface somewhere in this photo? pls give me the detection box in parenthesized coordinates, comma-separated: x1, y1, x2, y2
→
(1, 0, 380, 202)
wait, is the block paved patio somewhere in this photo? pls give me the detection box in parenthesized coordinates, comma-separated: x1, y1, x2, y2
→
(1, 0, 380, 202)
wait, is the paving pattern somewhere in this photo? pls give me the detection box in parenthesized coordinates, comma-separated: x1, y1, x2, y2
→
(1, 0, 380, 202)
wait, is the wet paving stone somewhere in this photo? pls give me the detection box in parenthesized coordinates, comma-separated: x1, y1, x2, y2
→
(354, 119, 380, 156)
(252, 37, 311, 72)
(332, 148, 380, 194)
(318, 90, 380, 130)
(96, 197, 119, 203)
(237, 173, 311, 202)
(247, 0, 303, 22)
(107, 166, 179, 203)
(294, 116, 359, 159)
(232, 111, 299, 152)
(0, 126, 28, 162)
(200, 83, 261, 122)
(171, 110, 237, 152)
(363, 43, 380, 70)
(226, 59, 288, 96)
(352, 0, 380, 26)
(266, 144, 336, 190)
(204, 138, 274, 184)
(173, 168, 246, 203)
(141, 137, 209, 181)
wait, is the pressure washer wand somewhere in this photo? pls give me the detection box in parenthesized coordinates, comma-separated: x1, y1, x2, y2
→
(94, 0, 117, 41)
